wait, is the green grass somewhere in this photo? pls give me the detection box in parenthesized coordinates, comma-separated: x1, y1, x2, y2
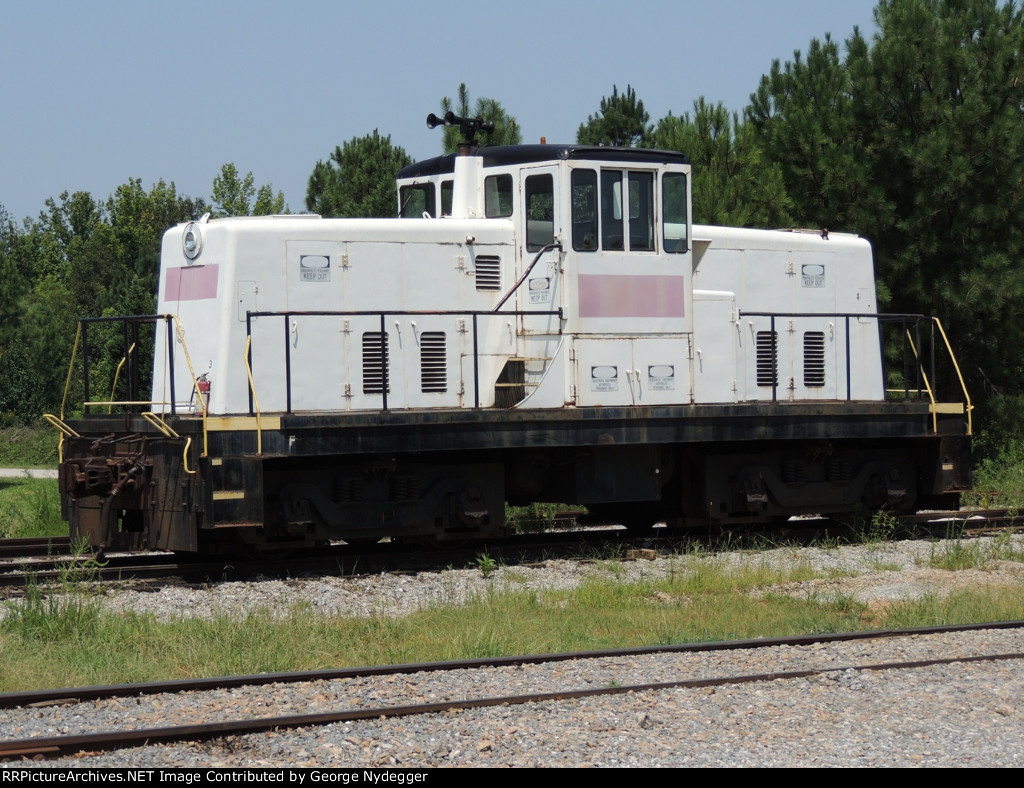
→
(965, 436, 1024, 510)
(505, 502, 581, 533)
(924, 528, 1024, 571)
(882, 589, 1024, 629)
(0, 477, 64, 539)
(0, 423, 60, 469)
(5, 553, 1024, 693)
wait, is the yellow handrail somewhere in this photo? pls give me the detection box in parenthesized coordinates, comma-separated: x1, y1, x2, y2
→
(244, 335, 264, 455)
(172, 316, 208, 458)
(141, 412, 195, 475)
(59, 323, 82, 420)
(107, 342, 137, 413)
(51, 323, 84, 463)
(42, 414, 79, 463)
(904, 330, 938, 433)
(931, 317, 973, 435)
(904, 317, 973, 436)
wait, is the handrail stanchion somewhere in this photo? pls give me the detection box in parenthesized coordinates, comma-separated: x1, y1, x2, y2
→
(82, 321, 90, 407)
(473, 313, 480, 408)
(380, 313, 388, 412)
(284, 313, 293, 415)
(921, 317, 929, 397)
(59, 323, 82, 421)
(845, 316, 851, 401)
(902, 319, 910, 400)
(242, 335, 263, 455)
(246, 312, 254, 416)
(166, 316, 176, 415)
(930, 319, 937, 400)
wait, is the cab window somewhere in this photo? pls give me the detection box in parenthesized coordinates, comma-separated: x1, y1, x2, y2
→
(600, 170, 624, 250)
(484, 174, 514, 217)
(399, 184, 435, 218)
(572, 169, 598, 251)
(628, 171, 654, 251)
(662, 173, 688, 253)
(441, 180, 454, 217)
(525, 174, 554, 252)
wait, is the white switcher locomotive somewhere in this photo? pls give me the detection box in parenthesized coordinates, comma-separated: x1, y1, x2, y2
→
(52, 114, 972, 552)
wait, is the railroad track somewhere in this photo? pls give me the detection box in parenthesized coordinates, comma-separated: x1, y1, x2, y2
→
(0, 536, 70, 559)
(0, 507, 1018, 590)
(2, 621, 1022, 762)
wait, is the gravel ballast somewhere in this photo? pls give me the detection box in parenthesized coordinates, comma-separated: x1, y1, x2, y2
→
(2, 536, 1023, 768)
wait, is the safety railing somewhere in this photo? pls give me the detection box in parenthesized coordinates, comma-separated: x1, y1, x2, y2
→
(904, 316, 973, 435)
(243, 308, 563, 415)
(738, 310, 972, 433)
(48, 313, 211, 458)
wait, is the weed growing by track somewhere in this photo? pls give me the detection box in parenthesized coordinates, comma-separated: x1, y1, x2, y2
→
(3, 553, 1024, 693)
(0, 478, 63, 539)
(966, 436, 1024, 510)
(925, 527, 1024, 571)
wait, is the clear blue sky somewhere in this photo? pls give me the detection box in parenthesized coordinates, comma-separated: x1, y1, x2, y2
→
(1, 0, 879, 223)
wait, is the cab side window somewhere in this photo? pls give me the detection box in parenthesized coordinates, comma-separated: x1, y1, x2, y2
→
(572, 170, 598, 252)
(525, 174, 554, 252)
(662, 172, 688, 253)
(601, 170, 624, 250)
(399, 184, 435, 218)
(628, 171, 654, 251)
(441, 180, 454, 217)
(485, 174, 514, 218)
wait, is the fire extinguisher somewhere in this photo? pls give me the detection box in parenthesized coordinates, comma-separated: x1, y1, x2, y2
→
(196, 373, 211, 415)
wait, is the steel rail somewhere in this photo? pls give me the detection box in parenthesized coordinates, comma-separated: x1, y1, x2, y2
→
(1, 620, 1021, 711)
(0, 507, 1016, 586)
(2, 632, 1022, 760)
(0, 537, 71, 559)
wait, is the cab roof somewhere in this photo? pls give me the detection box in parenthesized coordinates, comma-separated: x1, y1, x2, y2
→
(397, 144, 691, 179)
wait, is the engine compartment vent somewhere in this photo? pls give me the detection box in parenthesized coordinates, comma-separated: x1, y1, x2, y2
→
(475, 255, 501, 291)
(804, 331, 826, 387)
(420, 332, 447, 393)
(362, 332, 390, 394)
(756, 331, 778, 388)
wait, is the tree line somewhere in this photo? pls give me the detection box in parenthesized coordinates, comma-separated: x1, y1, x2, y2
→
(1, 0, 1021, 444)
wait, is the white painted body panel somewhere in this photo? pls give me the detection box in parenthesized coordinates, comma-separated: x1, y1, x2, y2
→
(152, 216, 518, 415)
(691, 225, 883, 402)
(150, 167, 884, 417)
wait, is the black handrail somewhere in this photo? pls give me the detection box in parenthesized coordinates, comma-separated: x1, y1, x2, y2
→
(76, 314, 177, 414)
(738, 311, 939, 403)
(245, 308, 562, 415)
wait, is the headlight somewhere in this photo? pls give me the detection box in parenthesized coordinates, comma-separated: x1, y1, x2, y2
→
(183, 222, 203, 262)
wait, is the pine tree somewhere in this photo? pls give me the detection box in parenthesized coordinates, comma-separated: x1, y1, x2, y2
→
(305, 131, 413, 218)
(577, 85, 652, 147)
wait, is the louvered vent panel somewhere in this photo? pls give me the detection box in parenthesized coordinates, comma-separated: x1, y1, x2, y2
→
(362, 332, 390, 394)
(803, 331, 826, 387)
(756, 331, 778, 388)
(475, 255, 501, 291)
(420, 332, 447, 393)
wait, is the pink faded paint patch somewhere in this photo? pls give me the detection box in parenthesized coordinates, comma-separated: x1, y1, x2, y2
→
(165, 264, 219, 301)
(578, 274, 685, 318)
